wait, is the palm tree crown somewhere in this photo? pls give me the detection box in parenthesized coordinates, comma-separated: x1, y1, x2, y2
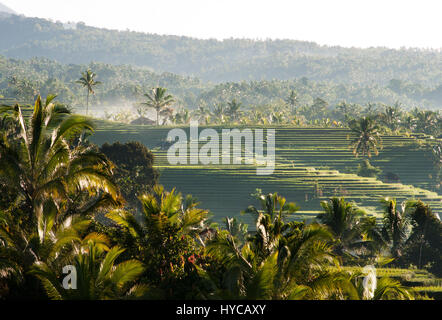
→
(349, 117, 382, 157)
(76, 69, 101, 116)
(140, 88, 175, 126)
(0, 95, 120, 296)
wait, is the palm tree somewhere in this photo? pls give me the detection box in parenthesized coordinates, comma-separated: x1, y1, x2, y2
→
(248, 109, 267, 125)
(107, 185, 208, 246)
(30, 238, 146, 299)
(363, 103, 379, 118)
(405, 201, 442, 269)
(244, 191, 299, 257)
(140, 88, 175, 126)
(402, 113, 417, 132)
(380, 104, 402, 131)
(414, 110, 439, 135)
(206, 218, 341, 299)
(270, 111, 287, 124)
(211, 103, 226, 124)
(0, 207, 92, 298)
(317, 198, 371, 257)
(285, 90, 298, 110)
(76, 69, 101, 116)
(348, 117, 382, 158)
(226, 99, 242, 122)
(106, 185, 209, 298)
(0, 95, 119, 220)
(380, 198, 411, 259)
(205, 191, 350, 300)
(310, 97, 328, 119)
(172, 108, 191, 125)
(193, 105, 211, 125)
(0, 95, 120, 297)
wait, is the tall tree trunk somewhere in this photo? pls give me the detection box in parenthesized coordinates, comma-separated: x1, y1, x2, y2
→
(86, 90, 89, 116)
(156, 107, 159, 126)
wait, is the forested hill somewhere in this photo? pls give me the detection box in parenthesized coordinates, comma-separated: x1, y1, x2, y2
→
(0, 14, 441, 85)
(1, 55, 441, 109)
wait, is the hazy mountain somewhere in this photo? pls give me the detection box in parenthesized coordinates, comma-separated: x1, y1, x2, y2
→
(0, 2, 16, 15)
(1, 54, 441, 110)
(0, 14, 441, 87)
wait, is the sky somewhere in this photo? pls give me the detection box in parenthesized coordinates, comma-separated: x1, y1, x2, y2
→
(2, 0, 442, 49)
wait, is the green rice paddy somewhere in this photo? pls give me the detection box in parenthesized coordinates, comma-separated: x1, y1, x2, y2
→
(91, 122, 442, 228)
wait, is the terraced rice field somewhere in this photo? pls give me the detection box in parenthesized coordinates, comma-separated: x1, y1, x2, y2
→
(91, 122, 442, 227)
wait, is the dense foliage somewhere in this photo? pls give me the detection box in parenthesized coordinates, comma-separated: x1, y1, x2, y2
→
(0, 97, 441, 300)
(0, 11, 440, 300)
(1, 55, 442, 111)
(100, 141, 158, 209)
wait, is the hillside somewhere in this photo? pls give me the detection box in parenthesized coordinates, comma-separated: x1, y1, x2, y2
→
(0, 14, 441, 88)
(0, 55, 206, 108)
(90, 123, 442, 226)
(1, 55, 441, 110)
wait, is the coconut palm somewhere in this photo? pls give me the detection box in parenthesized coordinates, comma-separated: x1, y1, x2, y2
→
(285, 90, 298, 110)
(0, 95, 119, 222)
(270, 111, 287, 124)
(193, 105, 211, 125)
(248, 109, 267, 125)
(206, 219, 341, 299)
(140, 87, 175, 126)
(405, 201, 442, 269)
(244, 191, 299, 257)
(107, 185, 208, 244)
(317, 198, 372, 257)
(348, 117, 382, 158)
(402, 113, 417, 132)
(0, 206, 92, 298)
(226, 99, 242, 122)
(30, 237, 146, 299)
(105, 186, 209, 298)
(380, 198, 411, 259)
(76, 69, 101, 116)
(414, 110, 440, 136)
(206, 239, 311, 299)
(211, 103, 226, 124)
(310, 97, 328, 119)
(205, 192, 348, 300)
(380, 104, 402, 131)
(0, 95, 120, 297)
(172, 108, 191, 125)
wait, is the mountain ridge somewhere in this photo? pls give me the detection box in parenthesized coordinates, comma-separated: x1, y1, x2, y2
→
(0, 2, 16, 15)
(0, 14, 441, 86)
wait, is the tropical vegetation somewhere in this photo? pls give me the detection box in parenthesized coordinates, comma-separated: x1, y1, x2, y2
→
(0, 96, 440, 300)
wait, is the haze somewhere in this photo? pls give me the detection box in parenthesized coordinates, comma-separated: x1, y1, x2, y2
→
(3, 0, 441, 49)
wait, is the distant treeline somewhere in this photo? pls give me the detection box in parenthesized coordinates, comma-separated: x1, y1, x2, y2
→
(0, 14, 441, 89)
(1, 55, 441, 110)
